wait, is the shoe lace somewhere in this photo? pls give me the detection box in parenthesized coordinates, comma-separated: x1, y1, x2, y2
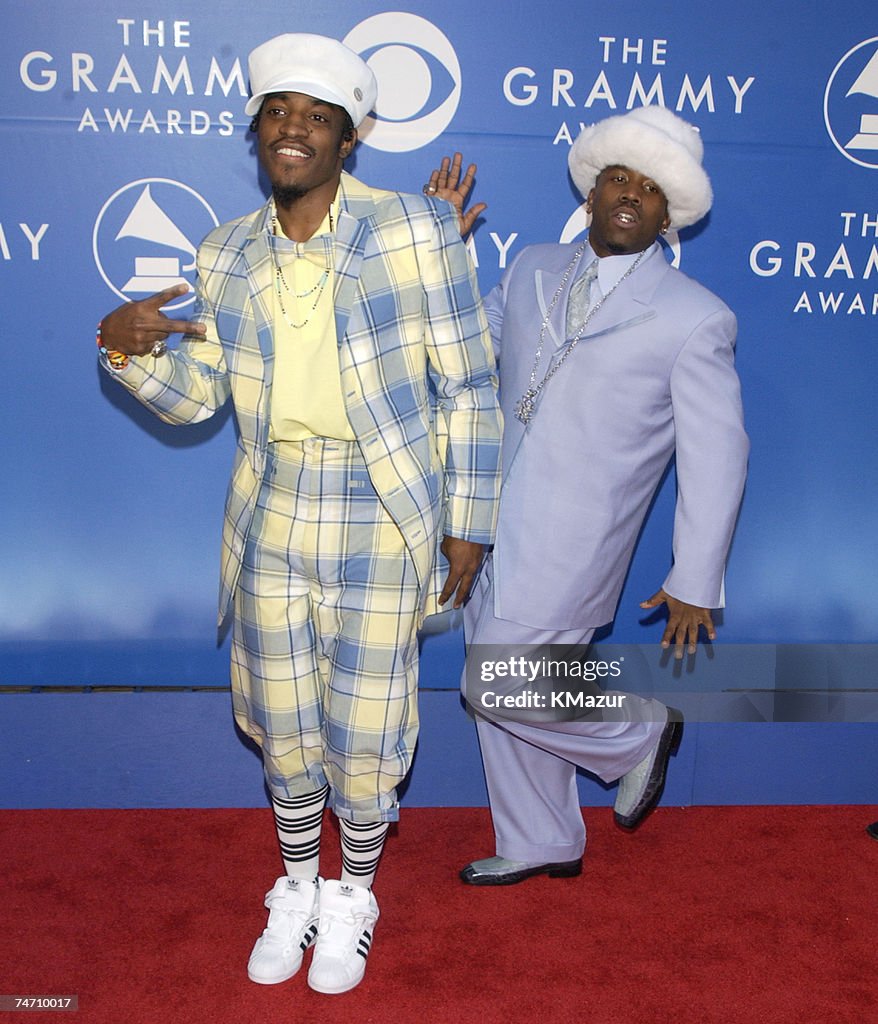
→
(316, 906, 369, 955)
(263, 896, 313, 942)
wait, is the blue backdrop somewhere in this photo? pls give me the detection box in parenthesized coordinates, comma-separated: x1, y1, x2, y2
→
(2, 2, 877, 805)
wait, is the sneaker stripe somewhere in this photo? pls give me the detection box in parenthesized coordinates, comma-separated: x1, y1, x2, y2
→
(356, 930, 372, 958)
(300, 924, 318, 951)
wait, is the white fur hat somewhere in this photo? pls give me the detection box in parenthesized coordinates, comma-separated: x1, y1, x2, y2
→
(245, 33, 377, 127)
(568, 106, 713, 229)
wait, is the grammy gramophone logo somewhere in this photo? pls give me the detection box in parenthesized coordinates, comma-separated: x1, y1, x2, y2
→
(824, 37, 878, 170)
(92, 178, 219, 308)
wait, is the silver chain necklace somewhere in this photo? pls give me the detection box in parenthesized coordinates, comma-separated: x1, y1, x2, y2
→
(514, 245, 647, 425)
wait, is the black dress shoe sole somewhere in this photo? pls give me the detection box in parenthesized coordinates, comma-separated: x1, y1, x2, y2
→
(614, 711, 684, 831)
(459, 858, 582, 886)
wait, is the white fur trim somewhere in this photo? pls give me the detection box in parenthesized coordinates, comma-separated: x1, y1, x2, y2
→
(568, 106, 712, 229)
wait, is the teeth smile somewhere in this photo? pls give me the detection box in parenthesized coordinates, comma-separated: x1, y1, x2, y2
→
(277, 146, 308, 159)
(616, 211, 636, 223)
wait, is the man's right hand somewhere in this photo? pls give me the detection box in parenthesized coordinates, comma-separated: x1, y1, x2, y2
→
(99, 284, 207, 356)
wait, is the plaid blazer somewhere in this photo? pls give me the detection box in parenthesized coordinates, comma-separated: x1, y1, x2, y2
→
(106, 173, 502, 624)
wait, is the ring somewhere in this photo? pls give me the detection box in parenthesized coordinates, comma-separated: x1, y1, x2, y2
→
(422, 183, 437, 195)
(151, 340, 167, 357)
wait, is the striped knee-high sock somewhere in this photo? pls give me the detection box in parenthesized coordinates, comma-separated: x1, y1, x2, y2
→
(339, 818, 390, 889)
(271, 786, 328, 881)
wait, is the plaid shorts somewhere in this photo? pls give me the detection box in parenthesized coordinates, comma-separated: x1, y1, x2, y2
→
(230, 438, 423, 822)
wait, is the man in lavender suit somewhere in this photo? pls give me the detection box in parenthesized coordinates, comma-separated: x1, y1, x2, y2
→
(428, 106, 749, 885)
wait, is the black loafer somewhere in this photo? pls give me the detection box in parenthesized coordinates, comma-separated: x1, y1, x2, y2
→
(460, 855, 582, 886)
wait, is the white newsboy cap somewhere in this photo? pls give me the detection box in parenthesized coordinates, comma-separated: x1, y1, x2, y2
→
(245, 33, 377, 126)
(568, 106, 713, 229)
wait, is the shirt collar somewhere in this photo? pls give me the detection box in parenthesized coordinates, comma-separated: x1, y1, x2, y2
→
(586, 244, 645, 296)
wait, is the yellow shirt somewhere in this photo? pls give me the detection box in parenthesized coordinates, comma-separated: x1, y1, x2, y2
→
(269, 201, 355, 441)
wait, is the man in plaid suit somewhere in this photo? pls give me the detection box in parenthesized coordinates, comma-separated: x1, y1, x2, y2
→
(97, 33, 501, 995)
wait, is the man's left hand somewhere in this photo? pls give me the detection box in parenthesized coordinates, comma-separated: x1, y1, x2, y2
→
(423, 152, 487, 239)
(439, 536, 485, 609)
(640, 589, 716, 659)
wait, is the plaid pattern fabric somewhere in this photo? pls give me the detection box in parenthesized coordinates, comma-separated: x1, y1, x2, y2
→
(231, 440, 421, 821)
(105, 173, 502, 625)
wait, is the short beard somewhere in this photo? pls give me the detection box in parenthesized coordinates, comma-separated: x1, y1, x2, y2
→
(604, 239, 650, 255)
(272, 184, 307, 209)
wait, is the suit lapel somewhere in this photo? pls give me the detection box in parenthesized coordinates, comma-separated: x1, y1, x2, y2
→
(531, 241, 669, 356)
(235, 204, 276, 452)
(580, 242, 668, 339)
(533, 243, 587, 351)
(241, 204, 276, 370)
(333, 173, 377, 345)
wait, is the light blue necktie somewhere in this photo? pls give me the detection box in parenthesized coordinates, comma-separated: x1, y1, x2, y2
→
(565, 259, 599, 337)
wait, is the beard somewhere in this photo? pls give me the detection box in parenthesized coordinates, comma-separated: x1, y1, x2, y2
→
(272, 183, 307, 208)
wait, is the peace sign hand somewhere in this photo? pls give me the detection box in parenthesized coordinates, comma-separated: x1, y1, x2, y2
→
(98, 284, 207, 356)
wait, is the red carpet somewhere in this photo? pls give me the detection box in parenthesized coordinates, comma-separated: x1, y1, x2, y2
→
(2, 806, 876, 1024)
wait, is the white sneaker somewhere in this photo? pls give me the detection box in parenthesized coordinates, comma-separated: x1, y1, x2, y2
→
(247, 876, 320, 985)
(307, 880, 379, 995)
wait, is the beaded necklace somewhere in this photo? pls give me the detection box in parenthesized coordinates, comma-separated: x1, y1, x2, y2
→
(270, 207, 334, 330)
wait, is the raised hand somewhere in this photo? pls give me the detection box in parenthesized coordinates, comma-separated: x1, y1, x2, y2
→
(98, 284, 206, 356)
(423, 152, 487, 238)
(640, 588, 717, 660)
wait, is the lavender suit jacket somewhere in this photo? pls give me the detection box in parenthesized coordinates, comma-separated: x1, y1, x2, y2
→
(487, 239, 749, 630)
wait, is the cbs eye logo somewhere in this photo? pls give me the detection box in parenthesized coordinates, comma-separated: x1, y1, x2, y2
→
(345, 13, 461, 153)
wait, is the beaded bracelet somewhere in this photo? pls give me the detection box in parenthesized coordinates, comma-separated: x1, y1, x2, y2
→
(96, 324, 129, 371)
